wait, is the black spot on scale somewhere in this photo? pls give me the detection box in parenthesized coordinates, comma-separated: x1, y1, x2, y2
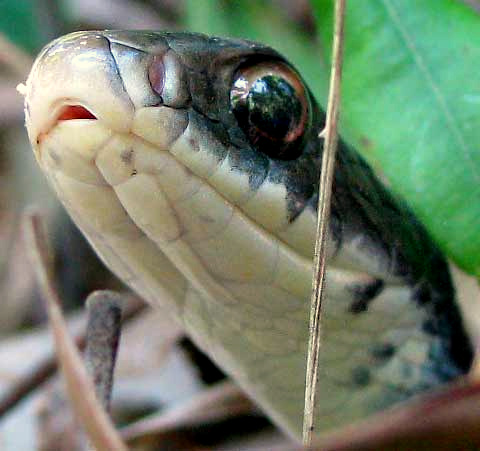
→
(120, 148, 134, 164)
(422, 318, 438, 335)
(370, 342, 396, 361)
(188, 137, 200, 152)
(348, 279, 384, 314)
(351, 366, 371, 387)
(412, 281, 432, 307)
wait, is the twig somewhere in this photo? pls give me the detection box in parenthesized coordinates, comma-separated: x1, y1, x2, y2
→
(23, 210, 128, 451)
(303, 0, 346, 445)
(121, 381, 253, 442)
(84, 291, 123, 411)
(0, 291, 144, 419)
(0, 329, 82, 419)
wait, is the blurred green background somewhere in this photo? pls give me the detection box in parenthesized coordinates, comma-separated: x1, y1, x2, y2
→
(1, 0, 479, 279)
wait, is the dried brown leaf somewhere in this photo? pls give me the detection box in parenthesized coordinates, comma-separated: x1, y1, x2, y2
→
(23, 210, 127, 451)
(319, 379, 480, 450)
(121, 381, 254, 443)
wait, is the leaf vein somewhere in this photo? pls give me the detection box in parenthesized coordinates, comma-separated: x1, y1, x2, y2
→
(382, 0, 480, 183)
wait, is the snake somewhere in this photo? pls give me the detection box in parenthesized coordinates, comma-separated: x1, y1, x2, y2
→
(23, 30, 473, 440)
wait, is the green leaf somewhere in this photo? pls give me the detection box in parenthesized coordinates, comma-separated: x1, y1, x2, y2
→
(312, 0, 480, 276)
(183, 0, 329, 106)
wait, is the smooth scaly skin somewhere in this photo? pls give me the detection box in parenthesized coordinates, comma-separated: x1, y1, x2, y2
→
(24, 31, 472, 439)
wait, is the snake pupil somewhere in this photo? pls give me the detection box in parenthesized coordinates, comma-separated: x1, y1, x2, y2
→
(231, 61, 310, 160)
(247, 76, 303, 141)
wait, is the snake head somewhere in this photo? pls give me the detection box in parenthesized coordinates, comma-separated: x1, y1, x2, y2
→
(24, 30, 472, 440)
(24, 29, 327, 264)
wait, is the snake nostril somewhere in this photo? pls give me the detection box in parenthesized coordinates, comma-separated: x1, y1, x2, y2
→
(57, 105, 97, 121)
(148, 55, 165, 97)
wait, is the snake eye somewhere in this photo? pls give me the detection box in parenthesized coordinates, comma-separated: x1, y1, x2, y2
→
(230, 60, 310, 160)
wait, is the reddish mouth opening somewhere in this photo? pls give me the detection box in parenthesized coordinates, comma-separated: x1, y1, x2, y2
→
(57, 105, 97, 121)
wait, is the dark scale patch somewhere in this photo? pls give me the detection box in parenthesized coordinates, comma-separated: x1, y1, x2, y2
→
(351, 366, 371, 387)
(120, 148, 134, 164)
(422, 318, 438, 335)
(284, 152, 320, 222)
(188, 110, 229, 165)
(226, 142, 270, 192)
(348, 279, 384, 314)
(414, 282, 431, 306)
(423, 339, 467, 383)
(413, 256, 473, 375)
(188, 137, 200, 152)
(370, 342, 396, 361)
(330, 141, 439, 283)
(310, 192, 343, 256)
(266, 138, 321, 223)
(223, 110, 271, 192)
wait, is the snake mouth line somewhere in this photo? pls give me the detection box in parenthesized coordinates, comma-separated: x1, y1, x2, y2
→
(56, 104, 97, 121)
(35, 102, 100, 149)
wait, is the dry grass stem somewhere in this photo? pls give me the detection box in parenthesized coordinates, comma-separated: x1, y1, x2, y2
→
(121, 381, 253, 443)
(23, 210, 128, 451)
(303, 0, 346, 445)
(84, 291, 124, 412)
